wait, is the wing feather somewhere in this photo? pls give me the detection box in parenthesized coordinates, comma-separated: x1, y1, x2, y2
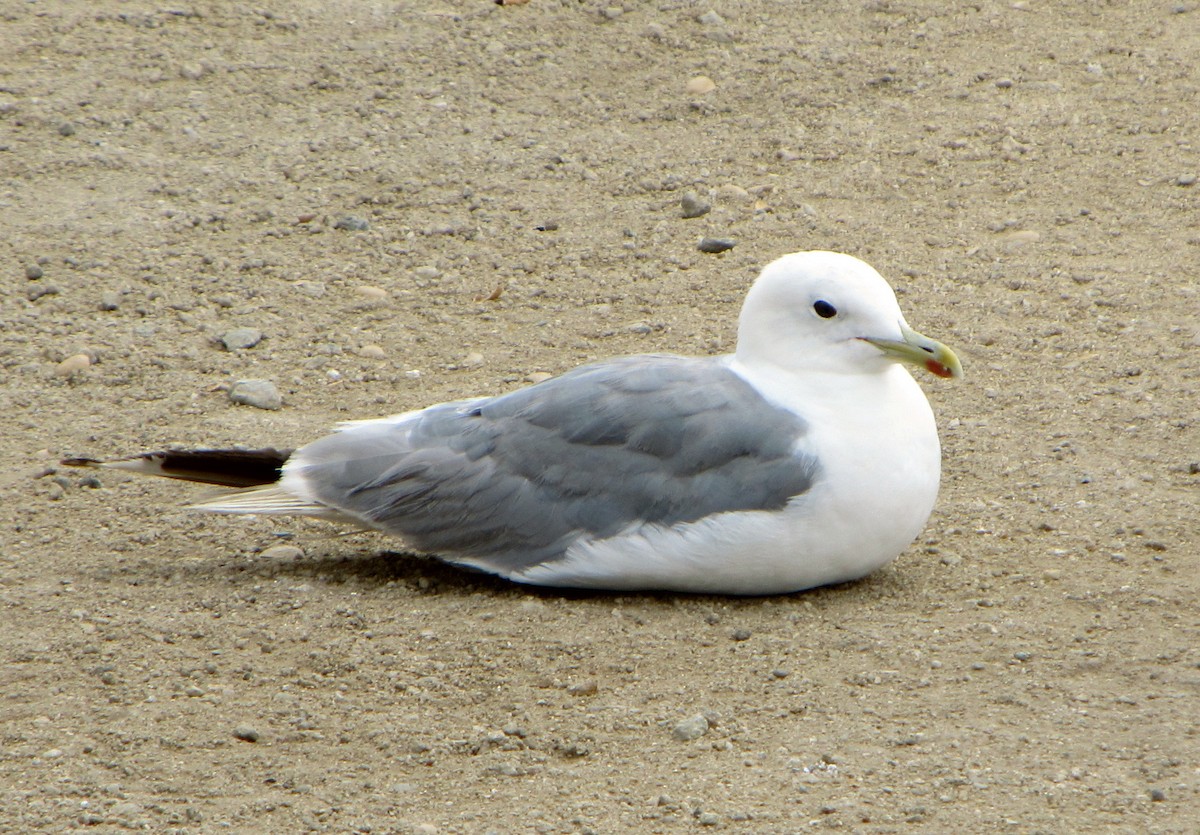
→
(284, 355, 818, 572)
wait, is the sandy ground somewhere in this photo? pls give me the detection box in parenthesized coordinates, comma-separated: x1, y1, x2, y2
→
(2, 1, 1198, 832)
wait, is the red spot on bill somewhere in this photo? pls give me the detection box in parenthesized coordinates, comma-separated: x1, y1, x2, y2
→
(926, 359, 954, 379)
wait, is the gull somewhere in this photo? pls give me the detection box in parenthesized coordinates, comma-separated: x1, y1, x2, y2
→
(65, 251, 961, 595)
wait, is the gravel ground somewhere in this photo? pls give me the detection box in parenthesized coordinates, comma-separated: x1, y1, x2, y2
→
(2, 2, 1197, 832)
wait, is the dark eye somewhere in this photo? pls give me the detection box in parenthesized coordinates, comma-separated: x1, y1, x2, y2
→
(813, 300, 838, 319)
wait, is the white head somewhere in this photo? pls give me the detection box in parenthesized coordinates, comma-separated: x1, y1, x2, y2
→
(735, 251, 961, 379)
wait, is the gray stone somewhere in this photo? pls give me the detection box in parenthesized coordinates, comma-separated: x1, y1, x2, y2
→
(233, 725, 260, 743)
(672, 714, 710, 741)
(680, 192, 712, 219)
(110, 802, 141, 819)
(698, 237, 736, 254)
(229, 380, 281, 410)
(221, 327, 263, 351)
(294, 280, 327, 297)
(334, 215, 370, 231)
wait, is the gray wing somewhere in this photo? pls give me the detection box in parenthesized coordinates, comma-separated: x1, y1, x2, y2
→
(290, 355, 818, 572)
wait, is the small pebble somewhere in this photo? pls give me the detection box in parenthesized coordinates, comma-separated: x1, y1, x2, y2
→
(489, 762, 526, 776)
(998, 229, 1040, 247)
(233, 725, 260, 743)
(698, 812, 720, 826)
(697, 10, 725, 25)
(55, 353, 91, 376)
(262, 545, 305, 560)
(680, 192, 712, 219)
(179, 62, 207, 81)
(294, 280, 326, 298)
(229, 380, 282, 410)
(718, 184, 752, 203)
(731, 628, 752, 642)
(25, 264, 44, 280)
(110, 802, 141, 819)
(358, 344, 386, 359)
(333, 215, 370, 231)
(698, 237, 736, 254)
(27, 284, 59, 301)
(1176, 174, 1197, 187)
(413, 266, 441, 281)
(567, 680, 599, 696)
(185, 685, 204, 697)
(58, 122, 76, 137)
(356, 285, 388, 300)
(557, 740, 590, 757)
(525, 371, 553, 384)
(1150, 788, 1166, 802)
(672, 714, 710, 741)
(99, 291, 121, 311)
(220, 327, 263, 351)
(685, 75, 716, 95)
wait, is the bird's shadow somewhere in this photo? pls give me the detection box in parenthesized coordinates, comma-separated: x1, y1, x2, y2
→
(88, 514, 904, 607)
(104, 537, 898, 610)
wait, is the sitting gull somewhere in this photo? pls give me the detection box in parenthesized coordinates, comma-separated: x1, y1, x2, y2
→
(65, 251, 961, 595)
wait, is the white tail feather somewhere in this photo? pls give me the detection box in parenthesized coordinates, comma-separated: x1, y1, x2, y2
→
(188, 485, 330, 517)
